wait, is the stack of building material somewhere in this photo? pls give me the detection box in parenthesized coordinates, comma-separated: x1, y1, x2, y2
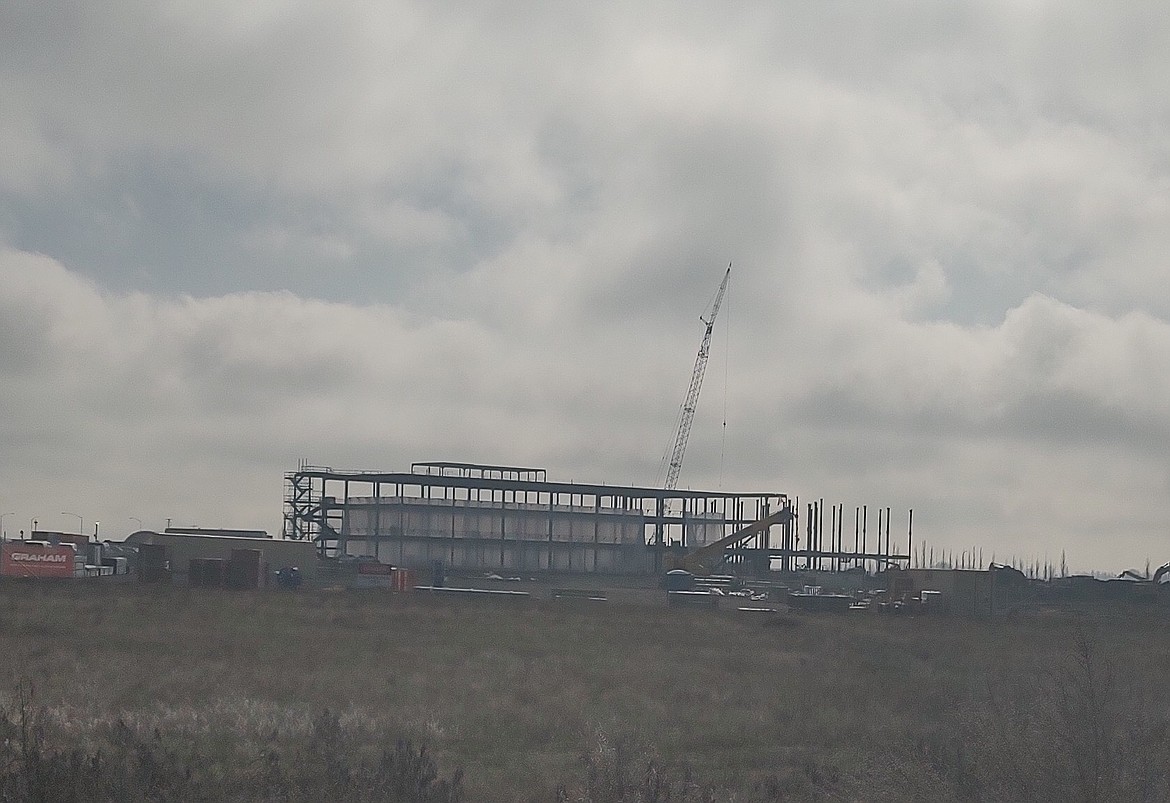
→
(391, 567, 413, 592)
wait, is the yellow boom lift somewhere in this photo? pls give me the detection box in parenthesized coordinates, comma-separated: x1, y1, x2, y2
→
(669, 505, 795, 575)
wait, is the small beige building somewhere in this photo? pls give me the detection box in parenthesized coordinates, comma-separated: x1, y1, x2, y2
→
(125, 531, 321, 585)
(888, 568, 1003, 616)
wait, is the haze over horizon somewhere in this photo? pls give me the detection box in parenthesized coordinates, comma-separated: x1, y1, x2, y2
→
(2, 2, 1169, 573)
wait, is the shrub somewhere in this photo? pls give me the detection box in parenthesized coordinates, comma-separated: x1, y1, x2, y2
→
(0, 686, 462, 803)
(849, 634, 1170, 803)
(555, 731, 716, 803)
(966, 634, 1170, 803)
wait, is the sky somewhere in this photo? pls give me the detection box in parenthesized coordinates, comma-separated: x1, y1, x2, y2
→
(2, 1, 1168, 573)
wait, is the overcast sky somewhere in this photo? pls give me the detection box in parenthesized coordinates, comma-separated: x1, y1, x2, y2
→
(2, 1, 1168, 572)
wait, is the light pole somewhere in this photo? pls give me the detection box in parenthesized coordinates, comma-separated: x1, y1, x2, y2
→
(62, 511, 82, 534)
(0, 512, 14, 540)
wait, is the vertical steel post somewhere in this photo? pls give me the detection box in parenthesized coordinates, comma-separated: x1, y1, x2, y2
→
(856, 510, 865, 573)
(819, 500, 825, 571)
(907, 508, 913, 569)
(884, 508, 889, 566)
(862, 505, 868, 573)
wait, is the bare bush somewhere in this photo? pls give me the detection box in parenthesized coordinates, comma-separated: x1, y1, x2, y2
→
(555, 731, 717, 803)
(839, 633, 1170, 803)
(0, 686, 462, 802)
(968, 633, 1170, 803)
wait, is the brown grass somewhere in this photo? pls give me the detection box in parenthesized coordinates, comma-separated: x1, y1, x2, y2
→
(1, 581, 1168, 801)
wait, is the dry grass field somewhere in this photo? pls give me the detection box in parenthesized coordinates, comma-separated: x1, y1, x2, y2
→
(1, 581, 1168, 801)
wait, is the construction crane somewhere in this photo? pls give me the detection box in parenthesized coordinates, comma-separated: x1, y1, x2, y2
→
(663, 264, 731, 491)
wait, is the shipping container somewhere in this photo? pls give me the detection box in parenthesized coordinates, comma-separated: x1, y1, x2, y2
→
(137, 543, 171, 583)
(227, 549, 262, 589)
(205, 558, 226, 587)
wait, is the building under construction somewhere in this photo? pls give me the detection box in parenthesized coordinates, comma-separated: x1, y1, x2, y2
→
(283, 461, 909, 576)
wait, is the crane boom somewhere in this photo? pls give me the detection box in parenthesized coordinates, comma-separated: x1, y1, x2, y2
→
(664, 265, 730, 491)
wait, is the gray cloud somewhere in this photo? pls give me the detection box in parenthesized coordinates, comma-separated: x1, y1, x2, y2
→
(2, 1, 1169, 570)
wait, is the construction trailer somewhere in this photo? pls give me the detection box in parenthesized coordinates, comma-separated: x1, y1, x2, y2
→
(284, 461, 795, 576)
(2, 532, 133, 579)
(1, 541, 80, 578)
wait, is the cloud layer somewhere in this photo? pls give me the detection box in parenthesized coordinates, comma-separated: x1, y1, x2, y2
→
(2, 1, 1169, 571)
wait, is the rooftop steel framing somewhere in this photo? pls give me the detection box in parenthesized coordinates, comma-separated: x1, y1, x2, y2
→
(282, 462, 910, 575)
(284, 462, 789, 569)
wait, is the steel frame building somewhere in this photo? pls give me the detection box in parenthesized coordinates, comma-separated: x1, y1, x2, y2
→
(283, 461, 793, 575)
